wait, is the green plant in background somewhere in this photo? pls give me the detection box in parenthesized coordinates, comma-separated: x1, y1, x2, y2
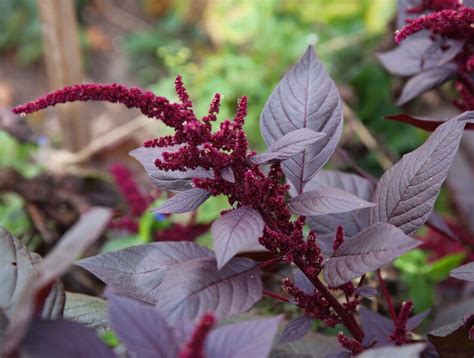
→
(394, 249, 466, 313)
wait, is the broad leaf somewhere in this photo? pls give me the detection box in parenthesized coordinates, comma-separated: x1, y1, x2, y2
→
(21, 319, 114, 357)
(250, 129, 326, 165)
(108, 294, 178, 358)
(271, 332, 340, 357)
(450, 262, 474, 282)
(77, 241, 212, 303)
(371, 112, 473, 235)
(156, 256, 262, 323)
(294, 269, 315, 295)
(359, 307, 394, 347)
(358, 343, 426, 358)
(288, 187, 374, 216)
(397, 63, 457, 105)
(206, 316, 281, 358)
(260, 45, 343, 193)
(64, 293, 110, 335)
(220, 167, 235, 183)
(212, 206, 265, 269)
(304, 170, 374, 251)
(324, 223, 420, 287)
(130, 146, 212, 191)
(279, 316, 313, 343)
(153, 188, 210, 214)
(378, 37, 462, 76)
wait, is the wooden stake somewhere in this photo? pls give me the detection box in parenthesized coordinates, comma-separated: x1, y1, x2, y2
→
(37, 0, 89, 151)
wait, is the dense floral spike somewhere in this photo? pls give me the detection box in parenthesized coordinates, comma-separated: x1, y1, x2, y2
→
(179, 313, 216, 358)
(395, 7, 474, 43)
(406, 0, 461, 14)
(390, 300, 414, 345)
(337, 332, 364, 355)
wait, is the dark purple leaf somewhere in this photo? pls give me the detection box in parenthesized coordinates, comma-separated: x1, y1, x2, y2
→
(450, 262, 474, 282)
(279, 316, 313, 343)
(288, 187, 374, 216)
(304, 170, 374, 252)
(324, 223, 420, 287)
(426, 211, 457, 241)
(206, 316, 281, 358)
(358, 343, 426, 358)
(359, 307, 394, 347)
(21, 319, 114, 358)
(397, 0, 420, 29)
(212, 206, 265, 269)
(371, 112, 474, 235)
(156, 256, 262, 323)
(130, 146, 212, 192)
(294, 269, 315, 295)
(108, 294, 178, 358)
(397, 63, 457, 105)
(355, 285, 378, 298)
(64, 293, 110, 335)
(1, 207, 112, 355)
(260, 45, 343, 194)
(153, 188, 210, 214)
(77, 241, 212, 303)
(220, 167, 235, 183)
(428, 319, 474, 357)
(378, 37, 462, 77)
(250, 129, 326, 165)
(386, 113, 474, 132)
(407, 309, 431, 331)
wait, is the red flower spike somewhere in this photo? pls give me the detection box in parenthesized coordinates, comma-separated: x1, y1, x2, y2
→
(179, 313, 216, 358)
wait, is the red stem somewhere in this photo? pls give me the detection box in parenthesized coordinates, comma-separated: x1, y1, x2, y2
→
(258, 257, 281, 269)
(263, 289, 291, 303)
(377, 269, 397, 322)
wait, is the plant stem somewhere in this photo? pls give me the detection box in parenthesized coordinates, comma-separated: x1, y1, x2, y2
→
(258, 257, 281, 269)
(263, 289, 291, 303)
(377, 269, 397, 321)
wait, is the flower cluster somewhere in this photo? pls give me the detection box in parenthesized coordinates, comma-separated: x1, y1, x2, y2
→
(396, 3, 474, 110)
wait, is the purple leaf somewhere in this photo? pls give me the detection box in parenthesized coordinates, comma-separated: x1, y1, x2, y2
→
(450, 262, 474, 282)
(153, 188, 210, 214)
(358, 343, 426, 358)
(396, 63, 457, 105)
(108, 294, 178, 358)
(371, 112, 473, 235)
(206, 316, 281, 358)
(212, 206, 265, 269)
(397, 0, 420, 29)
(324, 223, 420, 287)
(279, 316, 313, 343)
(355, 285, 378, 298)
(426, 211, 457, 241)
(21, 319, 114, 358)
(294, 269, 315, 295)
(288, 187, 374, 216)
(250, 129, 326, 165)
(130, 146, 212, 192)
(156, 256, 262, 323)
(1, 208, 112, 355)
(77, 241, 212, 303)
(260, 45, 343, 194)
(220, 167, 235, 183)
(304, 170, 374, 252)
(407, 309, 431, 331)
(386, 113, 474, 132)
(378, 37, 462, 77)
(428, 319, 474, 357)
(359, 307, 394, 347)
(272, 331, 341, 357)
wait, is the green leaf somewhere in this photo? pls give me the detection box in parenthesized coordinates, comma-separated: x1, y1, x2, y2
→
(196, 195, 229, 223)
(422, 252, 466, 282)
(394, 249, 427, 275)
(100, 330, 120, 348)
